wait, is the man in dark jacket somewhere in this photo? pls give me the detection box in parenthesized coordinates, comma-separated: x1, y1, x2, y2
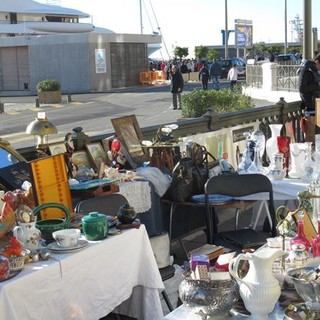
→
(298, 53, 320, 141)
(199, 64, 210, 90)
(209, 59, 222, 90)
(170, 65, 184, 110)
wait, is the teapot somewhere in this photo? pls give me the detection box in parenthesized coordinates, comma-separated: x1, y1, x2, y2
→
(229, 247, 286, 320)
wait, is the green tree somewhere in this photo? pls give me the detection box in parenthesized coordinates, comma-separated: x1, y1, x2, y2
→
(256, 42, 268, 53)
(269, 45, 283, 55)
(207, 49, 219, 61)
(173, 47, 189, 60)
(194, 46, 209, 60)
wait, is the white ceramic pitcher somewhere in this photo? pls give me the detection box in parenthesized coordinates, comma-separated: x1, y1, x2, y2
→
(229, 247, 286, 320)
(13, 222, 41, 252)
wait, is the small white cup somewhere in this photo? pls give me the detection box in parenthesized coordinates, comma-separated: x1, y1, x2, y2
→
(52, 229, 80, 248)
(267, 237, 281, 248)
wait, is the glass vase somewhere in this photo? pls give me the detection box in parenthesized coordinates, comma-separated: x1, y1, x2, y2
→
(290, 217, 311, 253)
(277, 136, 291, 176)
(265, 124, 283, 163)
(312, 221, 320, 258)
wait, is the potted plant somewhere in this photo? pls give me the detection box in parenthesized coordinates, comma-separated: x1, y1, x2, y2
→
(36, 79, 62, 104)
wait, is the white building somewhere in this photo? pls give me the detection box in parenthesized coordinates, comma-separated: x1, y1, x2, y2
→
(0, 0, 161, 95)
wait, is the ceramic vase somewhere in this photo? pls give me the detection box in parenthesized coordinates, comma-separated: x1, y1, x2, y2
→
(265, 124, 283, 163)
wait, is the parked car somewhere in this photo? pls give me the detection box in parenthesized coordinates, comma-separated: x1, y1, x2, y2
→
(217, 58, 246, 79)
(275, 54, 298, 65)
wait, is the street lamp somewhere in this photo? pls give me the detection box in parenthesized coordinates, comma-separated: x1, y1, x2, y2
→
(284, 0, 287, 54)
(225, 0, 228, 59)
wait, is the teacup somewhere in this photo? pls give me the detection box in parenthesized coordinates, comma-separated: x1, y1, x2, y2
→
(52, 228, 80, 248)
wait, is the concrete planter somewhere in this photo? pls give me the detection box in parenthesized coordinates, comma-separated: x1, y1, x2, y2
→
(37, 91, 62, 104)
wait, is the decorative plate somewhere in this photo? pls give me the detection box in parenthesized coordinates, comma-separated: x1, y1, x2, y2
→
(190, 194, 234, 205)
(0, 269, 22, 283)
(47, 239, 89, 253)
(69, 179, 116, 191)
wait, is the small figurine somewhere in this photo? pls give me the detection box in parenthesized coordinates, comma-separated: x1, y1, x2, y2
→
(64, 132, 76, 178)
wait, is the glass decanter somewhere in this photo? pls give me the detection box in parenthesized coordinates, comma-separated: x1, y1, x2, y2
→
(304, 142, 315, 181)
(247, 145, 266, 174)
(237, 139, 253, 174)
(290, 211, 311, 253)
(312, 220, 320, 257)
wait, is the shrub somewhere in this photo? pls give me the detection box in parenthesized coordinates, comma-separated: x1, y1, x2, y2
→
(181, 86, 254, 118)
(36, 79, 61, 92)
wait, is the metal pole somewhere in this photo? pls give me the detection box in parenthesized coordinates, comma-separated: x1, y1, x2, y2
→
(225, 0, 228, 59)
(303, 0, 312, 59)
(284, 0, 287, 54)
(139, 0, 143, 34)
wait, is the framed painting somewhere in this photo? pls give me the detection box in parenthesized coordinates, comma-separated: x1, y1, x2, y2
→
(49, 143, 66, 156)
(111, 115, 148, 166)
(85, 142, 108, 170)
(71, 151, 91, 170)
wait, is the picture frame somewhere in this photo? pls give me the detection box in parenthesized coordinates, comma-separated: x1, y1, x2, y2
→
(111, 115, 148, 166)
(85, 142, 108, 170)
(49, 143, 67, 156)
(71, 150, 91, 169)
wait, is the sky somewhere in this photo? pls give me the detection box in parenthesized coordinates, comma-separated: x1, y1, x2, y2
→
(41, 0, 320, 59)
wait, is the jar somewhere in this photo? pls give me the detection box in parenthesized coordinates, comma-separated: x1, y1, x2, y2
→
(81, 212, 108, 241)
(288, 244, 309, 267)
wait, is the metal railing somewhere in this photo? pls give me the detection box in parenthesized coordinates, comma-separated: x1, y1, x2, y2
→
(276, 65, 300, 92)
(246, 65, 263, 88)
(17, 98, 304, 161)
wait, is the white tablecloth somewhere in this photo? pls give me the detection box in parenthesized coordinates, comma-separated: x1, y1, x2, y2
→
(235, 178, 309, 201)
(0, 225, 164, 320)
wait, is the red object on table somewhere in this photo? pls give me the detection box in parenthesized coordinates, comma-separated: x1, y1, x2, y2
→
(277, 136, 291, 172)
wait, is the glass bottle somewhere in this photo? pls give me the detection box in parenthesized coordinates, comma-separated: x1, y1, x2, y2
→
(312, 220, 320, 257)
(290, 217, 311, 253)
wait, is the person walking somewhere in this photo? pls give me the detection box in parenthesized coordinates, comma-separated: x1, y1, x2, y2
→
(209, 59, 222, 90)
(170, 65, 184, 110)
(198, 64, 210, 90)
(227, 64, 243, 92)
(298, 53, 320, 142)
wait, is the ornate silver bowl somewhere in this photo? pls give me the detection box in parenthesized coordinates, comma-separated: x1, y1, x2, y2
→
(178, 276, 239, 317)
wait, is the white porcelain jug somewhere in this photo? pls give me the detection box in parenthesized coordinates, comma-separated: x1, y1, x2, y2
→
(229, 247, 286, 320)
(13, 222, 41, 252)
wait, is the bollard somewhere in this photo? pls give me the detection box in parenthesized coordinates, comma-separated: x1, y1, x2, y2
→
(67, 94, 72, 103)
(0, 102, 4, 114)
(35, 98, 40, 108)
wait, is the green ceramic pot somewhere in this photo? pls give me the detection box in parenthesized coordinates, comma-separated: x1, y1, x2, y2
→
(82, 212, 108, 241)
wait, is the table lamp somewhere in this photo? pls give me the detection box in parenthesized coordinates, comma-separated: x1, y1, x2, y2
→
(26, 112, 58, 156)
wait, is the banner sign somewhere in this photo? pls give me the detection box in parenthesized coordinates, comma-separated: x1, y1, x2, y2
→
(235, 19, 253, 48)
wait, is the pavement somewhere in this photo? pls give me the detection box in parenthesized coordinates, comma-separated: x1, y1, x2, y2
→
(0, 80, 301, 114)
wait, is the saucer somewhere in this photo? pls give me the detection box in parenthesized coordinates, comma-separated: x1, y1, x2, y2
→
(47, 239, 89, 253)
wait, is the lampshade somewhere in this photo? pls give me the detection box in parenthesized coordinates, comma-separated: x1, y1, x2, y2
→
(26, 113, 58, 136)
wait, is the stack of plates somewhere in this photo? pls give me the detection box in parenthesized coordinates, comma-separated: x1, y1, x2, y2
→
(47, 239, 89, 253)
